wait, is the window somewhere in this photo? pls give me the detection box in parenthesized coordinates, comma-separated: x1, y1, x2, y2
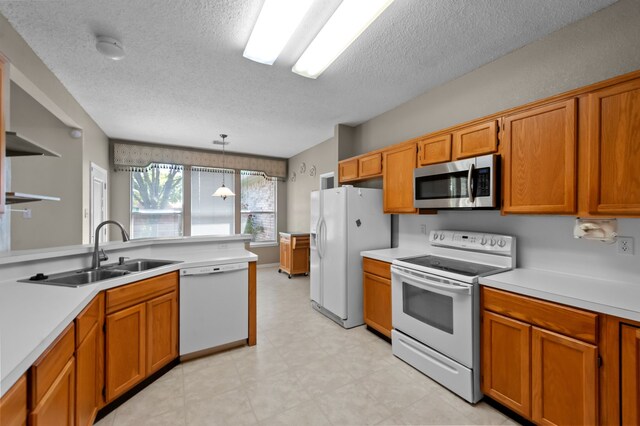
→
(191, 168, 235, 235)
(131, 164, 184, 239)
(240, 172, 277, 243)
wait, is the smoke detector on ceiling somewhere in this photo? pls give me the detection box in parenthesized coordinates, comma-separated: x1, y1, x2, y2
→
(96, 36, 125, 60)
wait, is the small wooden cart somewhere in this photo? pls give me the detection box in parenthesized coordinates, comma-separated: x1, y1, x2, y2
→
(278, 232, 310, 278)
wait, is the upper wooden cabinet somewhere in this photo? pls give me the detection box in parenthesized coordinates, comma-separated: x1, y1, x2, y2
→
(588, 78, 640, 215)
(417, 134, 452, 166)
(358, 153, 382, 178)
(338, 158, 358, 182)
(383, 143, 417, 214)
(502, 99, 577, 214)
(453, 120, 498, 160)
(621, 324, 640, 425)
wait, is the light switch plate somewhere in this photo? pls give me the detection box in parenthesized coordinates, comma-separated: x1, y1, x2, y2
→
(617, 237, 634, 255)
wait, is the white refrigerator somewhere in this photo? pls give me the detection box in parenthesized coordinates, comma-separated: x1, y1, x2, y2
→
(310, 186, 390, 328)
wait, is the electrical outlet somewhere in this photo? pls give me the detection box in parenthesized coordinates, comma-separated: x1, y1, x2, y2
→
(617, 237, 634, 255)
(420, 224, 427, 235)
(22, 209, 32, 219)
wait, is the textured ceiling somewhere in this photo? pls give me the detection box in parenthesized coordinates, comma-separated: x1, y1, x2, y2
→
(0, 0, 617, 158)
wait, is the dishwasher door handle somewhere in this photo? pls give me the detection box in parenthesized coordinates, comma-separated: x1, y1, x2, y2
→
(180, 262, 248, 276)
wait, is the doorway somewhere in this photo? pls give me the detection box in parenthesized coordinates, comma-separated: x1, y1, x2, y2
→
(89, 162, 108, 244)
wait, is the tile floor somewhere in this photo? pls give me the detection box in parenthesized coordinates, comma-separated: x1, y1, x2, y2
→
(95, 266, 519, 426)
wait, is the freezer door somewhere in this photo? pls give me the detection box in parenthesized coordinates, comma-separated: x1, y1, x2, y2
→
(320, 188, 348, 319)
(310, 191, 320, 234)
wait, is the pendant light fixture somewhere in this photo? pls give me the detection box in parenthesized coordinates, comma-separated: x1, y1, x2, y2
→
(212, 134, 235, 200)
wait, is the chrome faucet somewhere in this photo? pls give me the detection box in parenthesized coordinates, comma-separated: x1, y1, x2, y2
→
(92, 220, 130, 269)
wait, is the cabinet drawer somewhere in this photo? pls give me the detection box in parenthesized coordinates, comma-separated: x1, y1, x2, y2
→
(30, 322, 75, 406)
(292, 236, 309, 249)
(482, 287, 598, 344)
(358, 153, 382, 178)
(363, 257, 391, 280)
(76, 293, 102, 347)
(106, 272, 178, 314)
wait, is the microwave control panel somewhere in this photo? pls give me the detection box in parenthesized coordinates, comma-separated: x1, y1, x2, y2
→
(476, 168, 491, 196)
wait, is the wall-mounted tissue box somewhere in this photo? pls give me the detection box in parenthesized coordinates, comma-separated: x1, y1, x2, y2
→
(573, 218, 618, 243)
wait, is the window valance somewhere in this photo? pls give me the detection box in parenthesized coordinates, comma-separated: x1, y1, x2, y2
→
(112, 141, 287, 179)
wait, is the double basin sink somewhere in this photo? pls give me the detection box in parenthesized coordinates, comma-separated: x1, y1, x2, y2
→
(22, 259, 179, 288)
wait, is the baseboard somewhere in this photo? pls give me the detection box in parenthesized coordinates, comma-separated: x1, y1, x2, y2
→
(257, 262, 279, 269)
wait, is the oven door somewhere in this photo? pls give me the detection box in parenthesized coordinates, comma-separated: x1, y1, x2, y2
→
(391, 265, 474, 367)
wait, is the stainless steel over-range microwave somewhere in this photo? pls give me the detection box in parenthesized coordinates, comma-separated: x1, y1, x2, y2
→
(413, 154, 499, 209)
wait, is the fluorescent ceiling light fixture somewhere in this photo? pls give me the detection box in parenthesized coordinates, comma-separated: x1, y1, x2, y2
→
(243, 0, 314, 65)
(293, 0, 395, 79)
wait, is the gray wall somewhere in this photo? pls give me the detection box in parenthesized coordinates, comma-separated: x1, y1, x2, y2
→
(10, 83, 83, 249)
(352, 0, 640, 154)
(286, 136, 338, 232)
(304, 0, 640, 281)
(0, 13, 110, 249)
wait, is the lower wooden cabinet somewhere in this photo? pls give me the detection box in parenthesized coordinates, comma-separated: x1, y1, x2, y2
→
(481, 311, 531, 418)
(29, 323, 76, 426)
(279, 234, 309, 278)
(531, 327, 597, 425)
(621, 324, 640, 424)
(362, 257, 392, 338)
(75, 293, 103, 426)
(0, 374, 27, 426)
(481, 287, 599, 425)
(105, 272, 178, 402)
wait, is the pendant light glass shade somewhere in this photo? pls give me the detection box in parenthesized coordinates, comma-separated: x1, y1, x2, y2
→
(213, 134, 235, 200)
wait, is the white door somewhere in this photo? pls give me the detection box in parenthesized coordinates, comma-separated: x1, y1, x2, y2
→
(320, 188, 348, 319)
(90, 163, 108, 244)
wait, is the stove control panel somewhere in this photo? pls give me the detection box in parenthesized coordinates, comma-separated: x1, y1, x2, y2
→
(429, 230, 513, 254)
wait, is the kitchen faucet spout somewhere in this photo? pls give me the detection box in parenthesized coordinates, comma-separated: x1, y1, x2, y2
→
(92, 220, 130, 269)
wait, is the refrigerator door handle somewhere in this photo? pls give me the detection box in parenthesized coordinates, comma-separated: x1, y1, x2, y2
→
(318, 218, 326, 259)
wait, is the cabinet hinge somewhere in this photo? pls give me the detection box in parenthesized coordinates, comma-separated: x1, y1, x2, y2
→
(102, 386, 106, 399)
(597, 355, 603, 367)
(103, 323, 106, 333)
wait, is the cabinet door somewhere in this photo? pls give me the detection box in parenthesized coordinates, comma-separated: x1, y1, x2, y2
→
(503, 99, 577, 214)
(279, 238, 291, 271)
(453, 120, 498, 160)
(418, 134, 452, 166)
(358, 153, 382, 178)
(363, 272, 392, 337)
(481, 311, 531, 418)
(622, 324, 640, 425)
(338, 158, 358, 182)
(106, 303, 146, 402)
(0, 375, 27, 426)
(76, 322, 99, 426)
(383, 144, 417, 214)
(531, 327, 597, 426)
(29, 358, 75, 426)
(588, 79, 640, 215)
(146, 291, 178, 375)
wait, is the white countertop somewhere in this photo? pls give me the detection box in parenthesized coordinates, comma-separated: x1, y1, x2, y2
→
(279, 232, 309, 237)
(480, 268, 640, 322)
(0, 242, 257, 397)
(360, 247, 425, 263)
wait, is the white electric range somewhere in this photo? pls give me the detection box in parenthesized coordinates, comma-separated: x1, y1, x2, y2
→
(391, 230, 515, 403)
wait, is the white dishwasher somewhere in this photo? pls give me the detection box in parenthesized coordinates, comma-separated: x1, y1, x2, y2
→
(179, 262, 248, 357)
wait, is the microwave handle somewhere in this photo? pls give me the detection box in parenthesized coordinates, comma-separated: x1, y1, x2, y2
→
(393, 267, 472, 295)
(467, 163, 475, 203)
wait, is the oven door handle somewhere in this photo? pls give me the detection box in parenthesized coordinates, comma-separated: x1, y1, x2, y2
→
(393, 267, 472, 295)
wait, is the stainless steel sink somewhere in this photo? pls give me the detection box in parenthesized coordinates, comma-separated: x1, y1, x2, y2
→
(104, 259, 178, 272)
(20, 259, 178, 287)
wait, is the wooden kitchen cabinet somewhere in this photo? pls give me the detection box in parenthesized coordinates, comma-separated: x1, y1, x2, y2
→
(587, 78, 640, 215)
(0, 374, 27, 426)
(29, 323, 76, 426)
(383, 143, 417, 214)
(75, 293, 103, 426)
(279, 233, 309, 278)
(481, 286, 599, 425)
(531, 327, 598, 425)
(105, 272, 178, 402)
(452, 120, 498, 160)
(502, 99, 577, 214)
(621, 324, 640, 424)
(417, 134, 452, 166)
(481, 311, 531, 418)
(362, 257, 392, 338)
(358, 153, 382, 178)
(338, 158, 359, 183)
